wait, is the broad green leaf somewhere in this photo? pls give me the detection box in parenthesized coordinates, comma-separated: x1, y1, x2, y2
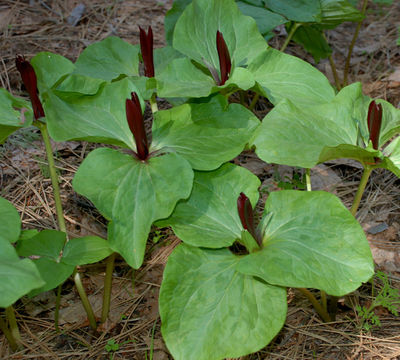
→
(55, 74, 105, 97)
(157, 56, 255, 99)
(291, 24, 332, 63)
(28, 258, 74, 297)
(31, 52, 75, 93)
(382, 136, 400, 177)
(62, 236, 112, 266)
(248, 47, 335, 106)
(160, 244, 287, 360)
(320, 0, 364, 28)
(252, 82, 400, 175)
(173, 0, 267, 72)
(236, 191, 374, 296)
(72, 148, 193, 268)
(0, 89, 33, 143)
(16, 230, 66, 260)
(152, 96, 260, 170)
(264, 0, 322, 22)
(74, 37, 140, 80)
(158, 163, 260, 247)
(237, 1, 288, 38)
(44, 77, 141, 147)
(0, 250, 45, 307)
(15, 230, 75, 297)
(0, 198, 44, 307)
(0, 196, 21, 244)
(157, 57, 216, 98)
(164, 0, 193, 45)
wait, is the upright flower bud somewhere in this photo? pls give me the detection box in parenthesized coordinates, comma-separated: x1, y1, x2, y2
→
(367, 100, 383, 151)
(237, 192, 261, 246)
(139, 26, 155, 78)
(126, 92, 149, 160)
(216, 31, 231, 86)
(15, 55, 45, 120)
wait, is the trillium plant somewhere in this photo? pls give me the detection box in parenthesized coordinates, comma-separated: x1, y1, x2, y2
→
(0, 0, 399, 358)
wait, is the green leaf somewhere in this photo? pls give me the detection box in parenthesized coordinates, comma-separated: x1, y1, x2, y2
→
(383, 136, 400, 177)
(0, 197, 44, 307)
(173, 0, 267, 72)
(158, 163, 260, 247)
(0, 250, 45, 307)
(0, 88, 33, 143)
(74, 37, 140, 80)
(28, 258, 74, 297)
(236, 1, 288, 37)
(291, 24, 332, 63)
(62, 236, 113, 266)
(164, 0, 194, 45)
(236, 191, 374, 296)
(320, 0, 364, 28)
(31, 52, 75, 93)
(152, 96, 260, 170)
(263, 0, 322, 22)
(160, 244, 287, 360)
(44, 77, 141, 147)
(0, 196, 21, 244)
(248, 47, 335, 106)
(72, 148, 193, 268)
(252, 82, 400, 175)
(157, 57, 255, 99)
(55, 74, 105, 97)
(16, 230, 66, 260)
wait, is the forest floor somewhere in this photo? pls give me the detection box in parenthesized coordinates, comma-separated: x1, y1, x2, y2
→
(1, 0, 400, 359)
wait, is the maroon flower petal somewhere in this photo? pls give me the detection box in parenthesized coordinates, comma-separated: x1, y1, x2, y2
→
(237, 192, 261, 245)
(139, 26, 155, 78)
(15, 55, 45, 120)
(126, 92, 149, 160)
(367, 100, 383, 150)
(216, 31, 231, 86)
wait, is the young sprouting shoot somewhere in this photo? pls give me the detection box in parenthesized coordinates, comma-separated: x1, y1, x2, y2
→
(126, 92, 149, 160)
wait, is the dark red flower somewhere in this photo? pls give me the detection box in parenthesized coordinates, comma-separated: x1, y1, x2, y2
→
(139, 26, 155, 78)
(367, 100, 383, 151)
(237, 192, 261, 246)
(216, 31, 231, 86)
(15, 55, 45, 120)
(126, 92, 149, 160)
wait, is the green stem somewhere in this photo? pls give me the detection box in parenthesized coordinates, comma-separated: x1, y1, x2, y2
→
(280, 23, 301, 52)
(350, 166, 373, 216)
(5, 306, 21, 348)
(321, 291, 328, 313)
(249, 93, 260, 111)
(150, 93, 158, 113)
(37, 122, 66, 233)
(101, 252, 116, 323)
(342, 0, 368, 87)
(298, 288, 332, 322)
(328, 295, 339, 320)
(305, 168, 312, 191)
(54, 284, 62, 332)
(73, 269, 97, 330)
(0, 314, 18, 352)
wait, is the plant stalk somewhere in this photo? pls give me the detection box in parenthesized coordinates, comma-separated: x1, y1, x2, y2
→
(298, 288, 332, 322)
(73, 269, 97, 330)
(280, 23, 301, 52)
(150, 93, 158, 113)
(5, 306, 21, 348)
(0, 314, 18, 352)
(249, 93, 260, 111)
(342, 0, 368, 87)
(101, 252, 116, 323)
(305, 168, 312, 191)
(350, 166, 373, 216)
(37, 122, 66, 233)
(328, 54, 341, 90)
(54, 284, 62, 332)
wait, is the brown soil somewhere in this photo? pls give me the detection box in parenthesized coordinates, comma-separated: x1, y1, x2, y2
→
(1, 1, 400, 359)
